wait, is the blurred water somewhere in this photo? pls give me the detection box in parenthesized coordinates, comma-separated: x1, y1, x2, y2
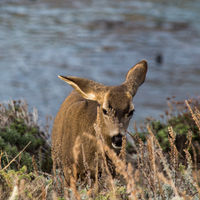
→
(0, 0, 200, 125)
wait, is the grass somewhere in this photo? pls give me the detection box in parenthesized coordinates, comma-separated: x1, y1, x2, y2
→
(0, 98, 200, 199)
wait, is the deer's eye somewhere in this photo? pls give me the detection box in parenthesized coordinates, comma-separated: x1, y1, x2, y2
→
(102, 108, 108, 115)
(108, 104, 112, 110)
(127, 109, 135, 117)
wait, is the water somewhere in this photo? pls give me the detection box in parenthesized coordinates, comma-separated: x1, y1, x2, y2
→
(0, 0, 200, 126)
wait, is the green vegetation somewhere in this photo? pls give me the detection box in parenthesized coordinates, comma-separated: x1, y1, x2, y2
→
(0, 100, 52, 173)
(137, 97, 200, 164)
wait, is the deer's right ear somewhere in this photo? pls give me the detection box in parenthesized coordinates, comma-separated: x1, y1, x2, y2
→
(58, 75, 107, 102)
(123, 60, 147, 96)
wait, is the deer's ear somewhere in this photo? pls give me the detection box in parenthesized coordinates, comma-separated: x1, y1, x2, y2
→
(123, 60, 147, 96)
(58, 75, 107, 102)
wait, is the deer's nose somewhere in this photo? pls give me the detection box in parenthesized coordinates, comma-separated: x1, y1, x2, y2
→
(111, 133, 122, 149)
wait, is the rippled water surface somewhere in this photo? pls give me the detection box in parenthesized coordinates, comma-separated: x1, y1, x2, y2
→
(0, 0, 200, 125)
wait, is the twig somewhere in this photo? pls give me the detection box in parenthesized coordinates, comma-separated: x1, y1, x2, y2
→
(1, 141, 31, 171)
(9, 183, 19, 200)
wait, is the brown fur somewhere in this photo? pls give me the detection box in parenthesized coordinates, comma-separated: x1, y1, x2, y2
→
(51, 60, 148, 185)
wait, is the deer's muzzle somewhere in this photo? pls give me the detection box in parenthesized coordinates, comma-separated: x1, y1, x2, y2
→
(111, 133, 122, 149)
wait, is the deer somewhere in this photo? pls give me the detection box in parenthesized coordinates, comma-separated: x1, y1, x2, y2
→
(51, 60, 148, 185)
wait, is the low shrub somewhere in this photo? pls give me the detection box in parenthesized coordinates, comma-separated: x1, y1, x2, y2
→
(0, 98, 199, 199)
(0, 100, 52, 173)
(0, 166, 53, 200)
(137, 98, 200, 166)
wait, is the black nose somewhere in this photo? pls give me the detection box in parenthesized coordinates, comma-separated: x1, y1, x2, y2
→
(111, 134, 122, 147)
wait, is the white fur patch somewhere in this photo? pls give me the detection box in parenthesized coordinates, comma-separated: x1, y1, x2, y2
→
(112, 142, 122, 149)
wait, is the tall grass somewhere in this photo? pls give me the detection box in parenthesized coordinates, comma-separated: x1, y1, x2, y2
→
(0, 99, 200, 199)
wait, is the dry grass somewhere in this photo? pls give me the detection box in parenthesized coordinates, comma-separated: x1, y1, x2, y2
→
(1, 99, 200, 199)
(51, 100, 200, 199)
(0, 100, 38, 128)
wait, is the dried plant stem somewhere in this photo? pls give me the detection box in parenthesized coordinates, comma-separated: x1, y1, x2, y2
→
(147, 133, 157, 197)
(1, 141, 31, 171)
(70, 164, 81, 200)
(103, 144, 137, 200)
(147, 125, 179, 197)
(93, 153, 99, 195)
(9, 183, 19, 200)
(94, 111, 117, 198)
(185, 100, 200, 134)
(119, 135, 127, 162)
(0, 151, 3, 170)
(81, 144, 92, 187)
(168, 126, 179, 182)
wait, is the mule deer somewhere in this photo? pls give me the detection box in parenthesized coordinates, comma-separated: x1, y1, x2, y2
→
(51, 60, 147, 185)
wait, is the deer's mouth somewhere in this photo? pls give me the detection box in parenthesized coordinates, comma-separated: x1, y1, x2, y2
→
(111, 134, 122, 149)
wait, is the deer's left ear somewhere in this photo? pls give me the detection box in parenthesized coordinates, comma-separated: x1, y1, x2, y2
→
(123, 60, 148, 96)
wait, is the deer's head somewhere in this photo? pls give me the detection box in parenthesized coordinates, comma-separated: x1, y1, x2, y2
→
(58, 60, 147, 149)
